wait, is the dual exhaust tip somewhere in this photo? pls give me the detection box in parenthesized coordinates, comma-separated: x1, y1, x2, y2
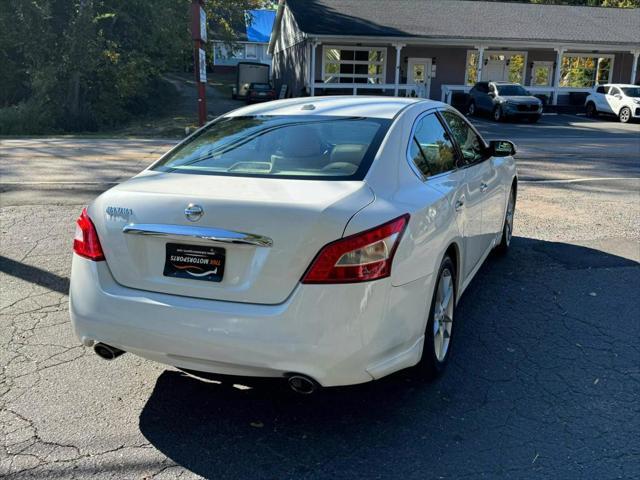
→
(92, 342, 319, 394)
(287, 374, 318, 394)
(93, 342, 125, 361)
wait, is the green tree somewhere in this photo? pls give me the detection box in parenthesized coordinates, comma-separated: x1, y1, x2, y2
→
(0, 0, 261, 133)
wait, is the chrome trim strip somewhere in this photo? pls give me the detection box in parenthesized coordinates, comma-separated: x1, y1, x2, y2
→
(122, 223, 273, 247)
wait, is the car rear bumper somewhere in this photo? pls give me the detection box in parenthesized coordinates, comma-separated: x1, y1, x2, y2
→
(69, 255, 429, 386)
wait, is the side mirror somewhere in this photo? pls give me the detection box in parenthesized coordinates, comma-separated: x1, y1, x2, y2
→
(488, 140, 516, 157)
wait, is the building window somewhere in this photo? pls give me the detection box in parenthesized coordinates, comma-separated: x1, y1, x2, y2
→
(245, 44, 258, 59)
(560, 54, 613, 88)
(465, 51, 479, 85)
(322, 46, 386, 84)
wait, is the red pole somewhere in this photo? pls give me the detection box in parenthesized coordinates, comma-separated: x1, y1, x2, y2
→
(191, 0, 207, 126)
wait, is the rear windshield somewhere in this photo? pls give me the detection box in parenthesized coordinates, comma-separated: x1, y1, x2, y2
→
(496, 84, 529, 96)
(250, 83, 271, 90)
(152, 115, 391, 180)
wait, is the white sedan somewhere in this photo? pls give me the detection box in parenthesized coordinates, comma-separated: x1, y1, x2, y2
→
(69, 97, 517, 393)
(585, 84, 640, 123)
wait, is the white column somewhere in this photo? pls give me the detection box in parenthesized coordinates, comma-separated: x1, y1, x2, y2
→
(310, 41, 318, 96)
(631, 51, 640, 85)
(393, 43, 404, 96)
(475, 45, 486, 83)
(552, 47, 565, 105)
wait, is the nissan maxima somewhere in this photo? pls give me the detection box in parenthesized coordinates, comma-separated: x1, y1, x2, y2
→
(70, 96, 517, 393)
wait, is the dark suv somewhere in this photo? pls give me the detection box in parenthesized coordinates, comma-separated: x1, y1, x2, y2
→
(468, 81, 543, 122)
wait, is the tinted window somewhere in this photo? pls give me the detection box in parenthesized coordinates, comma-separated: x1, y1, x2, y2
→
(622, 87, 640, 97)
(409, 114, 457, 177)
(152, 116, 391, 180)
(596, 86, 607, 94)
(477, 82, 489, 93)
(441, 111, 487, 166)
(496, 84, 529, 96)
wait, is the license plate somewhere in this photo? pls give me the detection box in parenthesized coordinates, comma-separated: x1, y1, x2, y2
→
(258, 92, 266, 96)
(163, 243, 225, 282)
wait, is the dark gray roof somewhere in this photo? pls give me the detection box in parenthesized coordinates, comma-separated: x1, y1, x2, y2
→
(285, 0, 640, 46)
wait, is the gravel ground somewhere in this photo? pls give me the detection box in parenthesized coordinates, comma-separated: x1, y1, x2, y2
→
(1, 114, 639, 479)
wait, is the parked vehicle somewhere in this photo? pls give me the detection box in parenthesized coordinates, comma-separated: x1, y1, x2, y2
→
(468, 81, 543, 122)
(585, 84, 640, 123)
(232, 62, 270, 100)
(246, 82, 277, 104)
(69, 97, 517, 392)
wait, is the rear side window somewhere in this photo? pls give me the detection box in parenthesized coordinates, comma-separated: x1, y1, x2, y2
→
(596, 86, 608, 94)
(409, 113, 457, 178)
(152, 115, 391, 180)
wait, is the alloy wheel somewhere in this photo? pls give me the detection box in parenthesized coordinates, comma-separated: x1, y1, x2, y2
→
(619, 107, 631, 123)
(433, 268, 454, 362)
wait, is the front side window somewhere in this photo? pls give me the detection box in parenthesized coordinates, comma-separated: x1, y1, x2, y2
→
(409, 113, 456, 178)
(441, 111, 487, 166)
(622, 87, 640, 97)
(323, 47, 386, 84)
(152, 116, 391, 180)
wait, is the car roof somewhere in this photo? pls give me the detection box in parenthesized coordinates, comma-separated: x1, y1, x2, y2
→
(226, 96, 445, 119)
(603, 84, 637, 88)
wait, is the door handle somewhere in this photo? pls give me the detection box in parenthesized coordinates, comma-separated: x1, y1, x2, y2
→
(480, 182, 489, 193)
(454, 199, 465, 212)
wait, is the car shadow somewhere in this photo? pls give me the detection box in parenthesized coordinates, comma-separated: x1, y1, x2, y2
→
(138, 237, 639, 479)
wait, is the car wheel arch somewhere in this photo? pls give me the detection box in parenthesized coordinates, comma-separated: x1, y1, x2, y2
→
(444, 242, 461, 303)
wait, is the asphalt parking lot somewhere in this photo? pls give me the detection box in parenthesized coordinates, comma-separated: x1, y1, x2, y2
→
(1, 114, 639, 479)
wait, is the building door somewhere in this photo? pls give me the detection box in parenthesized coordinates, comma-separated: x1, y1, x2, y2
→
(482, 55, 507, 81)
(407, 58, 432, 98)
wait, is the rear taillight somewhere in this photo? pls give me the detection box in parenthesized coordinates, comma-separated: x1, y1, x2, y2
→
(73, 208, 105, 261)
(301, 214, 409, 284)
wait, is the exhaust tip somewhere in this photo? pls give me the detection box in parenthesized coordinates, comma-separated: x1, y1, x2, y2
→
(93, 343, 125, 361)
(287, 374, 318, 395)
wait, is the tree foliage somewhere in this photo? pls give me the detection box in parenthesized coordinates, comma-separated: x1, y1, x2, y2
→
(0, 0, 260, 133)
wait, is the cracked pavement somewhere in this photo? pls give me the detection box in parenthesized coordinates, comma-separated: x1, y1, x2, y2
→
(1, 115, 639, 479)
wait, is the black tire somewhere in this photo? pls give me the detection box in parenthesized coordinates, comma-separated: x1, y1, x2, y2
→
(492, 106, 504, 122)
(467, 101, 476, 116)
(585, 102, 598, 118)
(619, 106, 632, 124)
(496, 187, 516, 254)
(529, 115, 541, 123)
(418, 255, 456, 379)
